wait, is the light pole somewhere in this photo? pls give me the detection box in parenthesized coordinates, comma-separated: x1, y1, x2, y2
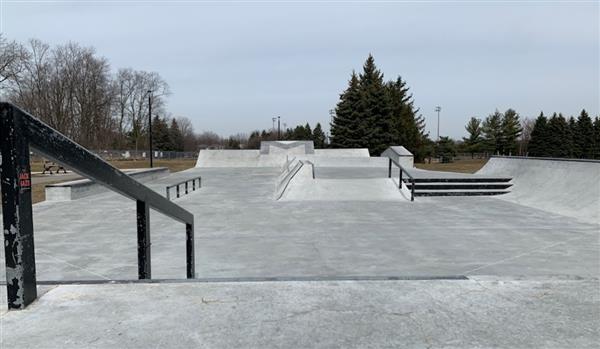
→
(435, 106, 441, 142)
(147, 90, 153, 168)
(277, 116, 281, 140)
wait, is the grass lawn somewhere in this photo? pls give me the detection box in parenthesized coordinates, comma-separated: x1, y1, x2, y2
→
(414, 158, 488, 174)
(30, 158, 197, 204)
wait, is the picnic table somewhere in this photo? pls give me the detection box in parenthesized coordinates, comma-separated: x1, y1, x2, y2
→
(42, 160, 67, 175)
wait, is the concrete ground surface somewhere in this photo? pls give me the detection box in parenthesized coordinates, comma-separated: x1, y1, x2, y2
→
(1, 161, 599, 347)
(1, 277, 598, 348)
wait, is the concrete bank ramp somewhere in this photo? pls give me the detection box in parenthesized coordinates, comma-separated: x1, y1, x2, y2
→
(477, 156, 600, 224)
(277, 160, 409, 201)
(196, 141, 370, 168)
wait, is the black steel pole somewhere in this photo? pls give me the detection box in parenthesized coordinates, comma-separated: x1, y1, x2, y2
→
(136, 200, 151, 279)
(148, 93, 153, 168)
(0, 104, 38, 309)
(277, 116, 281, 140)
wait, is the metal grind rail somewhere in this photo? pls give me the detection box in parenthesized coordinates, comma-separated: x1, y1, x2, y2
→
(388, 158, 415, 201)
(166, 176, 202, 200)
(0, 102, 195, 310)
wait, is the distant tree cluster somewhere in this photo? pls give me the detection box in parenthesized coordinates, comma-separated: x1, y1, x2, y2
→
(330, 55, 428, 158)
(241, 122, 327, 149)
(0, 35, 196, 152)
(462, 109, 523, 156)
(527, 110, 600, 159)
(462, 108, 599, 159)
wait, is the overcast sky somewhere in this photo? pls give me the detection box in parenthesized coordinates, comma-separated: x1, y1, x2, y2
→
(1, 0, 598, 139)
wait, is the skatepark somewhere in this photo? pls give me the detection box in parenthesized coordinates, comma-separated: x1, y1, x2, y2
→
(1, 139, 599, 348)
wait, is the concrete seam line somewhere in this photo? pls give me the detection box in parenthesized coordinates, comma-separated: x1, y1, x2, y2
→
(461, 235, 588, 275)
(36, 248, 112, 281)
(0, 275, 469, 286)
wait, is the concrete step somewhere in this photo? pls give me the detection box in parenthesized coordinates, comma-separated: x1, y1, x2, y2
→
(414, 189, 510, 197)
(412, 177, 512, 183)
(406, 182, 513, 190)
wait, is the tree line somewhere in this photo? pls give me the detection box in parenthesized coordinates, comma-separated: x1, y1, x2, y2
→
(528, 110, 600, 159)
(462, 109, 523, 156)
(0, 35, 196, 152)
(462, 108, 600, 159)
(330, 55, 428, 158)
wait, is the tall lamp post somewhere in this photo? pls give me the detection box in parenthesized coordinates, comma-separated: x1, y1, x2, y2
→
(277, 116, 281, 140)
(147, 90, 153, 168)
(435, 106, 441, 142)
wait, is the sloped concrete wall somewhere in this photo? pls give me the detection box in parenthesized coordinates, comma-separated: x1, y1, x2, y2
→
(478, 156, 600, 224)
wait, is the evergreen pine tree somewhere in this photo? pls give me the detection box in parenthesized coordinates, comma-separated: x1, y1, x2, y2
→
(330, 72, 365, 148)
(463, 117, 483, 157)
(568, 116, 577, 157)
(546, 113, 570, 157)
(482, 110, 503, 154)
(304, 123, 313, 140)
(386, 76, 426, 158)
(593, 117, 600, 159)
(169, 118, 184, 151)
(574, 109, 595, 159)
(527, 112, 549, 157)
(151, 115, 171, 151)
(312, 123, 326, 148)
(357, 55, 393, 155)
(500, 109, 522, 155)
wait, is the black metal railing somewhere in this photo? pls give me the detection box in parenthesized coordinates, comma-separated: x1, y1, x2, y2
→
(166, 176, 202, 200)
(388, 158, 415, 201)
(0, 103, 195, 310)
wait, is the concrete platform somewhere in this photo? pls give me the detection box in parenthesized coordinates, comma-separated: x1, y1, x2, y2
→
(1, 277, 598, 348)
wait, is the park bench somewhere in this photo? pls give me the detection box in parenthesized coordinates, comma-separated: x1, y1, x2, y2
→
(42, 160, 67, 174)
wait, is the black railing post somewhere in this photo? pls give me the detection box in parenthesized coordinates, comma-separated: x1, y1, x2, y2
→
(185, 182, 188, 195)
(186, 223, 195, 279)
(136, 200, 151, 279)
(192, 179, 195, 191)
(0, 104, 38, 310)
(388, 158, 392, 178)
(399, 169, 403, 189)
(176, 184, 180, 198)
(411, 178, 415, 202)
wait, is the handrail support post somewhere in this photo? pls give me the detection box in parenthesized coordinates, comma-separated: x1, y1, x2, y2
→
(136, 200, 151, 279)
(186, 223, 195, 279)
(0, 105, 37, 309)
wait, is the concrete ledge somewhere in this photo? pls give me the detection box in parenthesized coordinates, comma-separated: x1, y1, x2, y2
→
(382, 146, 414, 168)
(45, 167, 170, 201)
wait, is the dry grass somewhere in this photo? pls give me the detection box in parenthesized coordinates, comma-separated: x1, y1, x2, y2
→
(29, 158, 196, 204)
(414, 158, 488, 174)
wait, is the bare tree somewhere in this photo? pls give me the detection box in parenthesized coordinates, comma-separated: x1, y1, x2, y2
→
(519, 117, 535, 155)
(174, 116, 197, 151)
(7, 40, 115, 149)
(0, 34, 29, 92)
(197, 131, 223, 149)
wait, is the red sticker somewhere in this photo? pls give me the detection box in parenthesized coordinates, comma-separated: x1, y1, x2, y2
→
(19, 172, 31, 189)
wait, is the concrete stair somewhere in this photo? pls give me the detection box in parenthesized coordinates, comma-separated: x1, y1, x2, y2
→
(405, 177, 512, 197)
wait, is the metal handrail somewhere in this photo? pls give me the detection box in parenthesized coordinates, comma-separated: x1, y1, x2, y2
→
(300, 160, 316, 179)
(388, 158, 415, 201)
(166, 176, 202, 200)
(0, 102, 195, 310)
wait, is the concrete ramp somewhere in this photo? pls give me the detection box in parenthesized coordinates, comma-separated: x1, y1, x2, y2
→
(277, 160, 409, 201)
(196, 141, 371, 168)
(478, 156, 600, 224)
